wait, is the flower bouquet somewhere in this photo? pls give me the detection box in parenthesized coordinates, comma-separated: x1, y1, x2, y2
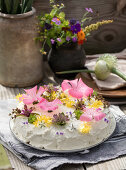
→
(37, 0, 113, 75)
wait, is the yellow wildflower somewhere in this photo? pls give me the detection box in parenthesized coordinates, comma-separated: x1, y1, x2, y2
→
(52, 91, 57, 99)
(89, 100, 103, 109)
(33, 115, 52, 127)
(84, 20, 113, 35)
(59, 93, 75, 108)
(79, 122, 91, 134)
(33, 120, 39, 127)
(16, 93, 23, 102)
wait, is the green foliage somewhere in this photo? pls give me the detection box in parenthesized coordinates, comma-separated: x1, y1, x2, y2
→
(93, 90, 98, 96)
(28, 113, 37, 123)
(74, 110, 83, 119)
(0, 0, 34, 14)
(37, 0, 93, 55)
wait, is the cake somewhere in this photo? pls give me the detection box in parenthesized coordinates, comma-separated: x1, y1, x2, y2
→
(10, 78, 113, 151)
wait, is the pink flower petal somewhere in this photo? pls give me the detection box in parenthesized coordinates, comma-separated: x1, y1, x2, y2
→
(61, 78, 93, 98)
(38, 99, 62, 111)
(24, 86, 37, 98)
(80, 108, 106, 122)
(80, 114, 93, 122)
(69, 88, 83, 98)
(37, 86, 45, 97)
(94, 112, 106, 121)
(77, 79, 93, 97)
(21, 94, 34, 105)
(61, 79, 78, 91)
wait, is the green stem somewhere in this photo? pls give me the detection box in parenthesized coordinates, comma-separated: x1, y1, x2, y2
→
(111, 68, 126, 81)
(56, 69, 95, 74)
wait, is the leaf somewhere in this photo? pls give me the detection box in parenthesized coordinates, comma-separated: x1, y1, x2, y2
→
(0, 0, 7, 13)
(59, 12, 65, 18)
(46, 38, 51, 48)
(74, 110, 83, 119)
(22, 0, 33, 13)
(11, 0, 20, 14)
(28, 113, 37, 123)
(4, 0, 12, 13)
(50, 8, 57, 17)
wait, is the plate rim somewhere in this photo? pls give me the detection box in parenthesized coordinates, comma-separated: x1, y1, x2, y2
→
(9, 112, 116, 153)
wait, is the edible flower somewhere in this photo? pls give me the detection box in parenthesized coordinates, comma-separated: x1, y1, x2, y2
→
(61, 78, 93, 98)
(16, 93, 23, 102)
(85, 8, 93, 13)
(79, 122, 91, 133)
(77, 29, 86, 45)
(33, 115, 52, 127)
(80, 108, 106, 122)
(38, 99, 62, 111)
(21, 105, 33, 117)
(52, 112, 69, 126)
(59, 93, 75, 108)
(21, 86, 46, 105)
(88, 100, 103, 109)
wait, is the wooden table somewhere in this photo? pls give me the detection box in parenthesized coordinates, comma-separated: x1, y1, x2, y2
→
(0, 62, 126, 170)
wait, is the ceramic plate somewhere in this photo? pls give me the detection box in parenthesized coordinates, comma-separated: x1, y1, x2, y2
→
(10, 111, 116, 153)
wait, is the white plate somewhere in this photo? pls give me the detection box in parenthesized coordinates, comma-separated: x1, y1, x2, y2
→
(10, 112, 116, 153)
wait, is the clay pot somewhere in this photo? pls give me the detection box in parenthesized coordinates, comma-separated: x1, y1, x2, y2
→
(0, 7, 43, 87)
(48, 43, 86, 78)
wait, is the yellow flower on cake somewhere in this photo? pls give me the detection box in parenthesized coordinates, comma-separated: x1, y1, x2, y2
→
(59, 92, 75, 108)
(33, 115, 52, 127)
(88, 100, 103, 109)
(79, 122, 91, 134)
(16, 93, 23, 102)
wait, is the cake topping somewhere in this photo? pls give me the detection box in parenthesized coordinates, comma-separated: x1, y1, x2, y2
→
(20, 86, 45, 105)
(80, 108, 106, 122)
(61, 79, 93, 98)
(52, 113, 69, 126)
(12, 78, 109, 134)
(38, 99, 62, 111)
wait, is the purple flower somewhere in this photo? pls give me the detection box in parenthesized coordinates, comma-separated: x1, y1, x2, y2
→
(104, 118, 109, 123)
(56, 132, 59, 135)
(60, 132, 64, 135)
(70, 22, 81, 34)
(51, 39, 55, 44)
(52, 18, 61, 25)
(52, 18, 58, 22)
(96, 108, 102, 111)
(57, 38, 62, 42)
(70, 19, 76, 25)
(52, 112, 69, 126)
(69, 111, 72, 116)
(45, 23, 52, 30)
(56, 20, 61, 25)
(23, 122, 28, 125)
(85, 8, 93, 13)
(21, 105, 32, 117)
(72, 37, 77, 42)
(66, 36, 70, 41)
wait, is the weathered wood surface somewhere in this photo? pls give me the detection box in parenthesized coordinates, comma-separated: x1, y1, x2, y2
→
(33, 0, 126, 54)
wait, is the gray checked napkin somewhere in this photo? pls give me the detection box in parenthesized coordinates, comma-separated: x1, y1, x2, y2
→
(0, 99, 126, 170)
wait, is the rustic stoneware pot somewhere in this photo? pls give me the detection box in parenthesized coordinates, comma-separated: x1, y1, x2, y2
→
(48, 43, 86, 78)
(0, 7, 43, 87)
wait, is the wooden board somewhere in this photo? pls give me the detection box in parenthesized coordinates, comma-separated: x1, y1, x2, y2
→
(76, 73, 126, 98)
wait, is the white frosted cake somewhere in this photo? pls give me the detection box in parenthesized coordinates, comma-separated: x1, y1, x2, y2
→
(10, 78, 113, 151)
